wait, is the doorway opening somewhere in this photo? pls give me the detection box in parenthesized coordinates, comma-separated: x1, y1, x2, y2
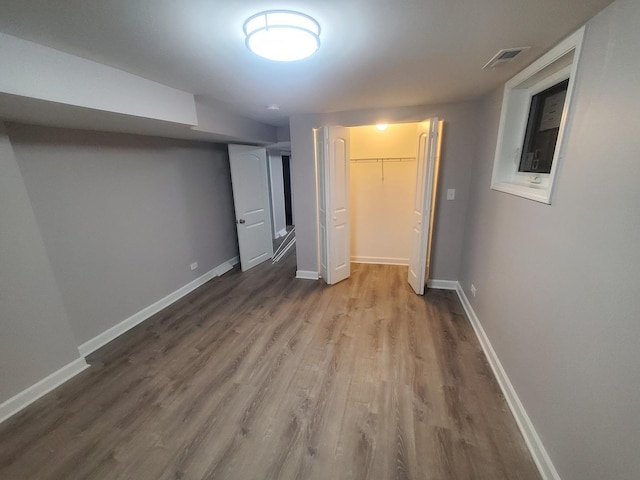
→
(349, 123, 420, 266)
(267, 150, 296, 264)
(267, 151, 294, 240)
(227, 145, 296, 272)
(282, 155, 294, 227)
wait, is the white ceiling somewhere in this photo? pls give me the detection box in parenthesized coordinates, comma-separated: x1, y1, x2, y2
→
(0, 0, 613, 127)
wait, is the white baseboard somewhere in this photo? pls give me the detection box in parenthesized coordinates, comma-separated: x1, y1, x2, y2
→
(0, 357, 89, 424)
(296, 270, 319, 280)
(427, 279, 458, 290)
(216, 256, 239, 275)
(351, 256, 408, 266)
(78, 256, 239, 357)
(454, 282, 561, 480)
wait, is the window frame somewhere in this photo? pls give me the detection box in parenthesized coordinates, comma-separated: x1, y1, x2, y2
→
(490, 27, 585, 204)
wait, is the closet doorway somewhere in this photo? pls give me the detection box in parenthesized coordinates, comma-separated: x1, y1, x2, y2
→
(316, 119, 442, 294)
(350, 123, 419, 266)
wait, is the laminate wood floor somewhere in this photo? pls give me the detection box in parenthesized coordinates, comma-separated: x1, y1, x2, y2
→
(0, 250, 541, 480)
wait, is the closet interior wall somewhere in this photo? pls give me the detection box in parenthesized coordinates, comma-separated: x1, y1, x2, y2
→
(349, 123, 419, 265)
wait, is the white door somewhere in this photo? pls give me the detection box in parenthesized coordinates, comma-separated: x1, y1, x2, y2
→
(408, 118, 443, 294)
(228, 144, 274, 271)
(315, 126, 350, 285)
(315, 129, 329, 281)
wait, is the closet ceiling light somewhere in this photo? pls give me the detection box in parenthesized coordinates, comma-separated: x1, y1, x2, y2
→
(376, 124, 388, 131)
(243, 10, 321, 62)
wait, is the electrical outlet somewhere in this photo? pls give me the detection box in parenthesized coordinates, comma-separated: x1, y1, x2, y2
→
(470, 284, 477, 297)
(447, 188, 456, 200)
(190, 262, 198, 271)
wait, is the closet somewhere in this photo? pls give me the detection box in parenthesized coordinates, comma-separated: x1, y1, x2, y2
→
(316, 118, 441, 292)
(349, 123, 419, 266)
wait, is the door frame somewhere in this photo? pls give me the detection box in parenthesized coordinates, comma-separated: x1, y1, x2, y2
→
(315, 119, 442, 292)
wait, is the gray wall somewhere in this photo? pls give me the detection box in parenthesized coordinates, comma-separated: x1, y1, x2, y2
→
(459, 0, 640, 478)
(0, 122, 80, 403)
(8, 124, 238, 345)
(290, 102, 481, 279)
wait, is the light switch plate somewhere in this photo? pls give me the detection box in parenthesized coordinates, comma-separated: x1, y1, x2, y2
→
(447, 189, 456, 200)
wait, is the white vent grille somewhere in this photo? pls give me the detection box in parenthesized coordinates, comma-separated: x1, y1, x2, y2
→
(483, 47, 530, 70)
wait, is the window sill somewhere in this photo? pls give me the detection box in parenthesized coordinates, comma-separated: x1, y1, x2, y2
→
(491, 182, 551, 204)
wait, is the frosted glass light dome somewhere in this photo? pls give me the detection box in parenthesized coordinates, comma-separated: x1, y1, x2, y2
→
(243, 10, 321, 62)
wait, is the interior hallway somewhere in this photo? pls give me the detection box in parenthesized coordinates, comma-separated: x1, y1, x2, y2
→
(0, 249, 540, 480)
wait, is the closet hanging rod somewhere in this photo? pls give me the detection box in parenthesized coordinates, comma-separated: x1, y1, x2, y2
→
(349, 156, 416, 163)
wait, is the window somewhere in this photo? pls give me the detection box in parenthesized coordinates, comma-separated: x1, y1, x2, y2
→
(491, 27, 585, 204)
(519, 79, 569, 174)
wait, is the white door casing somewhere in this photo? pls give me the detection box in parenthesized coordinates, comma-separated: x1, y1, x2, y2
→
(228, 144, 274, 271)
(407, 118, 442, 295)
(316, 126, 350, 285)
(424, 120, 443, 284)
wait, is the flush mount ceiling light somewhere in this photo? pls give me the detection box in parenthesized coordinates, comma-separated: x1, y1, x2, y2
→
(376, 124, 388, 131)
(243, 10, 321, 62)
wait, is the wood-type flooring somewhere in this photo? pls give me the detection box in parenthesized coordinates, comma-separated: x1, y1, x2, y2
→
(0, 250, 541, 480)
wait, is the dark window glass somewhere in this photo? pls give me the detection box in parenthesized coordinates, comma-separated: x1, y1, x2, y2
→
(519, 79, 569, 174)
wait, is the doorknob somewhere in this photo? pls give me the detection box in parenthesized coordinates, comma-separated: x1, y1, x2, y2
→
(237, 219, 246, 224)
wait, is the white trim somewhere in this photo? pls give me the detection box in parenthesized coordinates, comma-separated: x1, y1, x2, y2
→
(78, 256, 239, 357)
(426, 279, 458, 290)
(296, 270, 319, 280)
(351, 256, 409, 266)
(275, 227, 288, 238)
(490, 26, 585, 205)
(0, 357, 89, 424)
(454, 282, 561, 480)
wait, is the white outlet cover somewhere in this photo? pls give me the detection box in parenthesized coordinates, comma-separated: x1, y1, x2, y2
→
(190, 262, 198, 270)
(447, 189, 456, 200)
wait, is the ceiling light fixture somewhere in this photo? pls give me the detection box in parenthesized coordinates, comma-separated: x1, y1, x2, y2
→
(243, 10, 321, 62)
(376, 124, 388, 131)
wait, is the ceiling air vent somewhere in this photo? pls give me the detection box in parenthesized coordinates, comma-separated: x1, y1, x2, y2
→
(483, 47, 529, 70)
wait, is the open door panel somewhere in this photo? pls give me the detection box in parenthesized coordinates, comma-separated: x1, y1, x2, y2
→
(407, 118, 442, 295)
(315, 126, 351, 285)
